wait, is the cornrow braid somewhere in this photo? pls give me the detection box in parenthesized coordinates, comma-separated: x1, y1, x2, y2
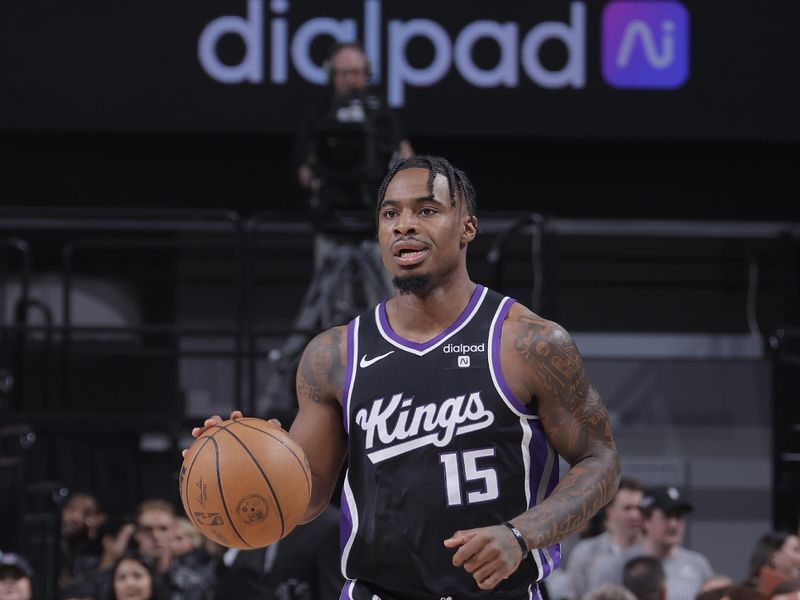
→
(376, 155, 477, 217)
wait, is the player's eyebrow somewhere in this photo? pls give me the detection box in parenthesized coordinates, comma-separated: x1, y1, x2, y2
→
(379, 194, 439, 208)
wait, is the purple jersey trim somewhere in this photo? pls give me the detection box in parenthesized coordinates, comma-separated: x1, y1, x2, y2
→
(342, 319, 357, 433)
(527, 421, 552, 507)
(491, 297, 536, 416)
(377, 284, 484, 352)
(548, 542, 562, 572)
(339, 580, 354, 600)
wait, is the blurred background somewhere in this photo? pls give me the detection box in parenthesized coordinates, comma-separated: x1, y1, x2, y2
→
(1, 0, 800, 598)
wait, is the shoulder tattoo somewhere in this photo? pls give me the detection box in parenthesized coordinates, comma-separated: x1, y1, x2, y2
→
(298, 328, 344, 404)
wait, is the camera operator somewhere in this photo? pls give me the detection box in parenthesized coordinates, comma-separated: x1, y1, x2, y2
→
(291, 42, 413, 227)
(260, 43, 414, 414)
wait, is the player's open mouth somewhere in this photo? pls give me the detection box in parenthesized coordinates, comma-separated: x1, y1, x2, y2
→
(395, 249, 428, 266)
(393, 241, 429, 266)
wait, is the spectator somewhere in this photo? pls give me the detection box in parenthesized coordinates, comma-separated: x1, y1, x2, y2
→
(745, 532, 800, 596)
(61, 515, 137, 600)
(0, 553, 34, 600)
(59, 492, 106, 589)
(623, 556, 666, 600)
(109, 552, 170, 600)
(696, 587, 732, 600)
(699, 577, 735, 596)
(585, 583, 638, 600)
(170, 520, 200, 561)
(704, 586, 765, 600)
(171, 519, 218, 588)
(569, 478, 644, 599)
(769, 579, 800, 600)
(591, 486, 713, 600)
(133, 500, 210, 600)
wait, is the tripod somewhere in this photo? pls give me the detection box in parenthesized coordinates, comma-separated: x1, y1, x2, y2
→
(258, 232, 391, 414)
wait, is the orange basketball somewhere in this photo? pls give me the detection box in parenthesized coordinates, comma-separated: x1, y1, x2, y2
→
(179, 417, 312, 549)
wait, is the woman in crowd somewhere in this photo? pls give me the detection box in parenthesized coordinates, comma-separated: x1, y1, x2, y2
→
(108, 553, 168, 600)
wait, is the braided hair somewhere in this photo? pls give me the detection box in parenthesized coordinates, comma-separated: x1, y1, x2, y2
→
(376, 155, 477, 217)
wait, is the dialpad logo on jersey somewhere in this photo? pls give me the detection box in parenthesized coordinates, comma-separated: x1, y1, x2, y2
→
(354, 391, 494, 464)
(443, 343, 485, 354)
(602, 1, 689, 89)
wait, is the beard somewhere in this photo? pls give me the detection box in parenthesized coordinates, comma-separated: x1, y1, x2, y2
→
(393, 275, 430, 295)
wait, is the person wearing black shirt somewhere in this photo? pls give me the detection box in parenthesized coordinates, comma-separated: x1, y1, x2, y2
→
(292, 42, 413, 223)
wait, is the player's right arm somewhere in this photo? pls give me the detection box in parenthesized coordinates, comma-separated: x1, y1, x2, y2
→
(292, 326, 348, 523)
(186, 327, 348, 524)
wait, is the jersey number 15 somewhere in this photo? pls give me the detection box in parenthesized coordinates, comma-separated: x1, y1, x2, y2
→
(439, 448, 499, 506)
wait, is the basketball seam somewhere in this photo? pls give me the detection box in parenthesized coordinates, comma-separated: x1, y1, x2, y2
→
(234, 418, 312, 501)
(183, 432, 215, 532)
(212, 436, 255, 548)
(219, 425, 287, 539)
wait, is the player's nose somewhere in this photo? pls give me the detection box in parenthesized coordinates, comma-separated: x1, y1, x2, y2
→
(394, 209, 418, 235)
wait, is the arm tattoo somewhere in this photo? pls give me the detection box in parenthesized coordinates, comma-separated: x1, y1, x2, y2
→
(298, 329, 344, 405)
(512, 317, 620, 548)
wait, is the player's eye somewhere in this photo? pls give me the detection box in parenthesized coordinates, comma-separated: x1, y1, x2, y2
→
(420, 207, 437, 216)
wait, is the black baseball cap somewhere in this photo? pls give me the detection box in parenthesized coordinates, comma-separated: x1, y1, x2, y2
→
(639, 486, 693, 514)
(0, 553, 34, 579)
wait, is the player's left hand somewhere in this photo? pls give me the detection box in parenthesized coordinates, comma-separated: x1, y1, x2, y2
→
(444, 524, 526, 590)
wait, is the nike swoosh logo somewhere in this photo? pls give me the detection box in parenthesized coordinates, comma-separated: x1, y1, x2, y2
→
(359, 351, 395, 368)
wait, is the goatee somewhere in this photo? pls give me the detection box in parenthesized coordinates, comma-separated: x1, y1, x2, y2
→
(393, 275, 429, 295)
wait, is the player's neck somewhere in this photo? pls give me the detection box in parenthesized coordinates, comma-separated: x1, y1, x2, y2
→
(387, 276, 476, 344)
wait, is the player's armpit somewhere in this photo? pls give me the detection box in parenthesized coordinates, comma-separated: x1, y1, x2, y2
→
(292, 327, 348, 522)
(507, 313, 620, 549)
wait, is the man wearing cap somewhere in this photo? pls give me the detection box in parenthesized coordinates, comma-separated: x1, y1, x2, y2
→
(0, 553, 34, 600)
(589, 486, 713, 600)
(568, 477, 645, 600)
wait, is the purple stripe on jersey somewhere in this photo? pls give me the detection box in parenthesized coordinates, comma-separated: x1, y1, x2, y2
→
(537, 549, 552, 579)
(491, 297, 535, 416)
(342, 319, 356, 433)
(527, 421, 550, 507)
(339, 581, 353, 600)
(531, 584, 540, 600)
(378, 284, 484, 351)
(339, 488, 353, 557)
(548, 542, 562, 571)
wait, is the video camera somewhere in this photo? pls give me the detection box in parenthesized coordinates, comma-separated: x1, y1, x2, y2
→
(310, 91, 399, 215)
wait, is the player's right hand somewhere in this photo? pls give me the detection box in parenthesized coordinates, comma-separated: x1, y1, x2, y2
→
(182, 410, 244, 458)
(182, 411, 285, 458)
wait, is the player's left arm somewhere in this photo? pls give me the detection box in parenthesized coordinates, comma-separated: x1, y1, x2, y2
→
(446, 304, 620, 590)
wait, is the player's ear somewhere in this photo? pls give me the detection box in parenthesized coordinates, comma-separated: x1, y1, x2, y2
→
(461, 215, 477, 245)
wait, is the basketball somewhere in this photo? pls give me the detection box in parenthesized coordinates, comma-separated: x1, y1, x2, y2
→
(179, 417, 312, 549)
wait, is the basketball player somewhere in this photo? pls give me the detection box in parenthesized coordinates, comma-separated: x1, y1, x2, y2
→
(189, 156, 620, 599)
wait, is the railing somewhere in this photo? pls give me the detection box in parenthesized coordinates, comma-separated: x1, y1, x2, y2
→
(1, 208, 798, 418)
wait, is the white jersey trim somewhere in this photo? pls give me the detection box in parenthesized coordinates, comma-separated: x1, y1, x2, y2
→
(344, 317, 360, 435)
(520, 416, 533, 509)
(373, 286, 489, 356)
(340, 472, 359, 579)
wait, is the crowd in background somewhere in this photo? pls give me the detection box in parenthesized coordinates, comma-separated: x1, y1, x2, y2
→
(1, 490, 339, 600)
(2, 478, 799, 600)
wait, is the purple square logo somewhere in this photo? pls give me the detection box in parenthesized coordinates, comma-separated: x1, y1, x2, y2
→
(602, 1, 689, 89)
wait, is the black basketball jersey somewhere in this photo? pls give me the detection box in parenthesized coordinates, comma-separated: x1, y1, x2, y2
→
(338, 285, 561, 600)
